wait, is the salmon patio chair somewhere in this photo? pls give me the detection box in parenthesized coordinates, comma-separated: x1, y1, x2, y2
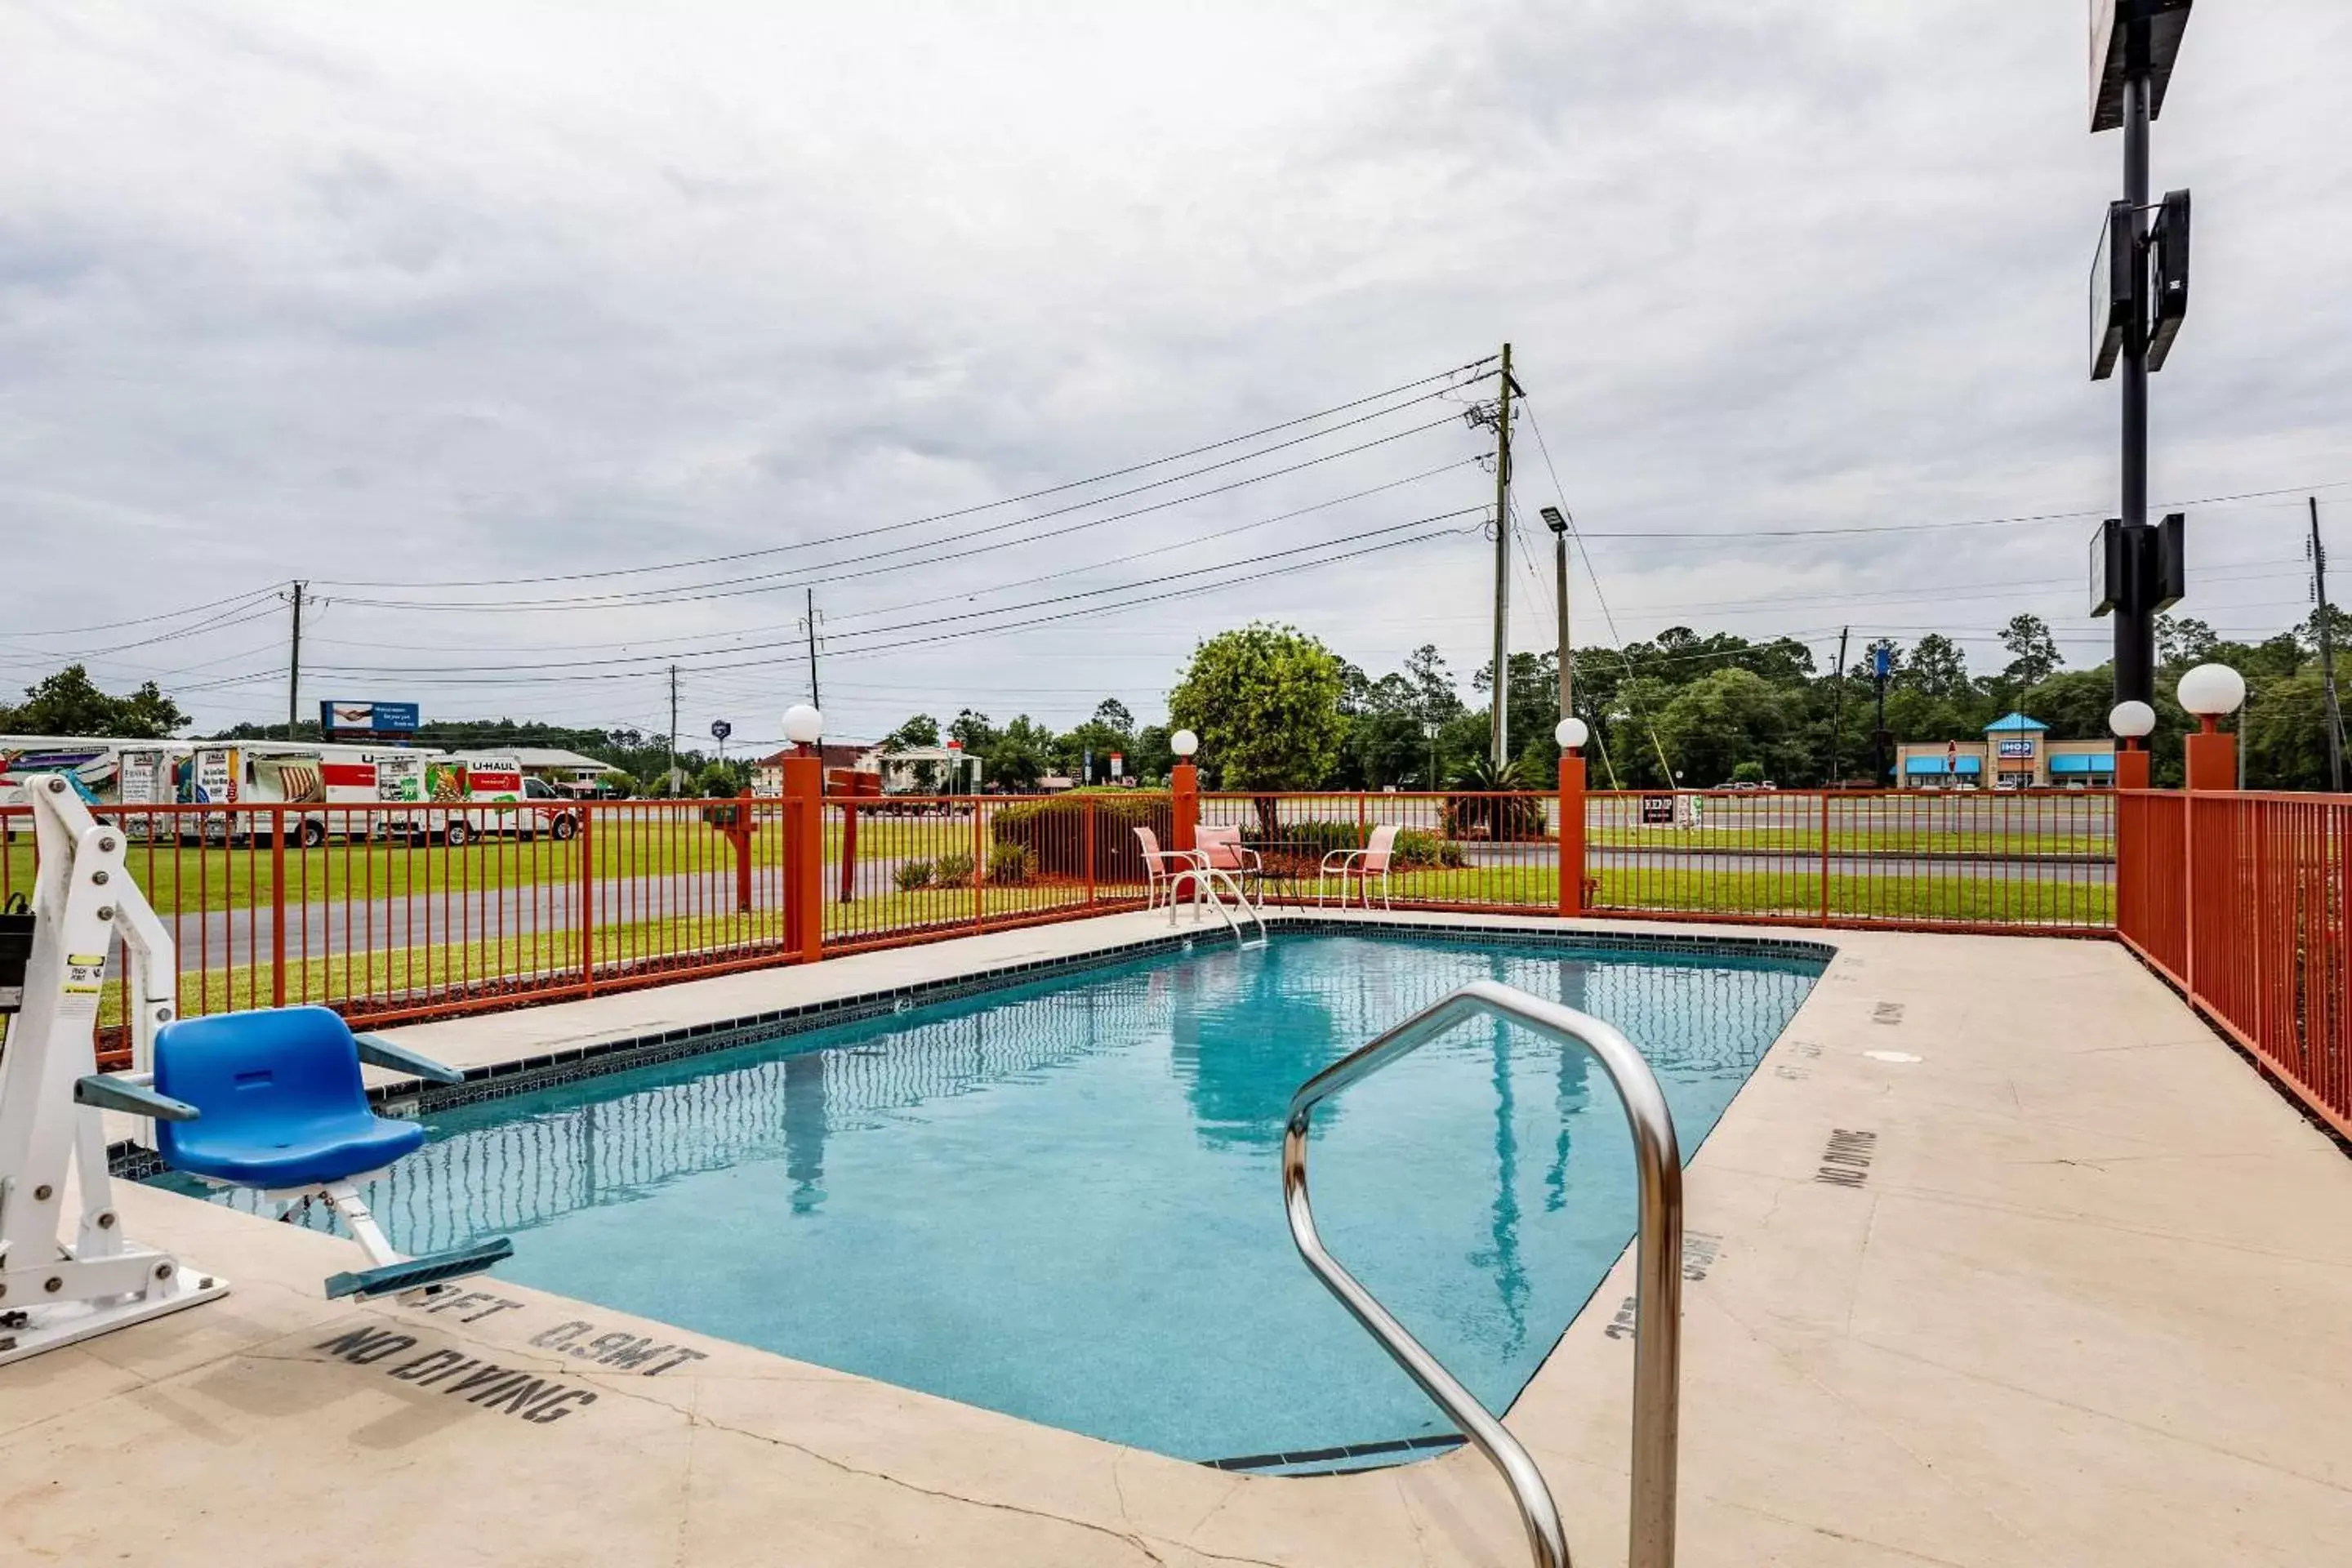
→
(1317, 823, 1399, 910)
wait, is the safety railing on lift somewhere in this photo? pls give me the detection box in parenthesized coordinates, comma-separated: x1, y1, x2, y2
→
(1282, 979, 1684, 1568)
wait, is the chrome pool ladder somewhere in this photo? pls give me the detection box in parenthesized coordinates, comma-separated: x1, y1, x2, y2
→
(1172, 862, 1268, 949)
(1281, 979, 1684, 1568)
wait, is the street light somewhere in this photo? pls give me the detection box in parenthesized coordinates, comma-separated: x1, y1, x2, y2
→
(782, 704, 824, 754)
(1422, 718, 1442, 789)
(1539, 505, 1573, 727)
(2108, 699, 2157, 742)
(2176, 662, 2244, 728)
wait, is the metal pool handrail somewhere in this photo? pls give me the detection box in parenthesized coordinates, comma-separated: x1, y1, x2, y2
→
(1281, 979, 1684, 1568)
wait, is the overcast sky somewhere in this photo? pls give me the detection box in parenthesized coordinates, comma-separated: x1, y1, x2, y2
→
(5, 0, 2348, 751)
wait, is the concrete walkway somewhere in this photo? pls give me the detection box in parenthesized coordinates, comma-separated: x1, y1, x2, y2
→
(7, 912, 2349, 1566)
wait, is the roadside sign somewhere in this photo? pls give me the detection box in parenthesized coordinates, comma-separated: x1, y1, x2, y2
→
(710, 720, 732, 742)
(1639, 794, 1675, 825)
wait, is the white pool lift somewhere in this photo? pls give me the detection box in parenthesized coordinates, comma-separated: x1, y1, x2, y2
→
(0, 775, 510, 1367)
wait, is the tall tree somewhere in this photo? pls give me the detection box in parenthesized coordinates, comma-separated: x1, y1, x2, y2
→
(1998, 614, 2060, 693)
(0, 665, 187, 738)
(2156, 614, 2221, 666)
(1901, 635, 1971, 701)
(1090, 697, 1134, 739)
(1168, 622, 1344, 792)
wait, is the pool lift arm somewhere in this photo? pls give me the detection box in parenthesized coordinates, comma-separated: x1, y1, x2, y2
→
(0, 777, 507, 1367)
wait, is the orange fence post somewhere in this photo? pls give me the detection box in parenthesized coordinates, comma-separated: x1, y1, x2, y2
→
(732, 786, 755, 915)
(1171, 760, 1199, 900)
(972, 798, 986, 928)
(270, 805, 287, 1008)
(1557, 751, 1584, 917)
(1817, 791, 1832, 927)
(1084, 796, 1098, 908)
(2180, 718, 2234, 999)
(782, 750, 825, 964)
(578, 804, 598, 995)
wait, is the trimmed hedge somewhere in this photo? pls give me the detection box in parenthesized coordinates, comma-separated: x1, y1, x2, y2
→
(990, 791, 1174, 882)
(1234, 820, 1465, 870)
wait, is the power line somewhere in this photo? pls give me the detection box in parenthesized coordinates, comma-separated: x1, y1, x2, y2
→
(309, 358, 1496, 592)
(298, 524, 1474, 688)
(0, 582, 289, 642)
(303, 510, 1485, 679)
(323, 412, 1473, 615)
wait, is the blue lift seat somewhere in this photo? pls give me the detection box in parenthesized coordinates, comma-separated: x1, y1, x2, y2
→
(147, 1005, 513, 1298)
(154, 1007, 426, 1188)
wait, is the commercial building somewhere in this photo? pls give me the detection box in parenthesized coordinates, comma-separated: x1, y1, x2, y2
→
(1895, 712, 2116, 790)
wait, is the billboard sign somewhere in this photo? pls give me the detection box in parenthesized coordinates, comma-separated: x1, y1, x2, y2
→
(321, 701, 421, 735)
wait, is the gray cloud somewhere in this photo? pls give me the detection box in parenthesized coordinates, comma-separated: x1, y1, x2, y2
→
(3, 0, 2347, 747)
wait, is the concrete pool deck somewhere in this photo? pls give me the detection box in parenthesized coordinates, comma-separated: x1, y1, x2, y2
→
(7, 911, 2350, 1566)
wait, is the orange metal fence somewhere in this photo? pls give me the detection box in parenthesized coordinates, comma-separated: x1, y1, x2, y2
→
(2119, 790, 2350, 1138)
(1, 778, 2129, 1075)
(822, 793, 1160, 950)
(1, 796, 810, 1066)
(1199, 787, 2114, 932)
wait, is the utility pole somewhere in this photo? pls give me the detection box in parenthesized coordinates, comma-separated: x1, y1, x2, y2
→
(802, 587, 823, 710)
(1828, 626, 1851, 785)
(2313, 497, 2345, 791)
(667, 664, 679, 797)
(285, 580, 306, 740)
(1870, 640, 1892, 788)
(1488, 342, 1516, 767)
(1540, 506, 1572, 727)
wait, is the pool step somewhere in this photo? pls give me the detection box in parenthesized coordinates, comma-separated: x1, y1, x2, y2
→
(1204, 1432, 1465, 1477)
(324, 1236, 515, 1299)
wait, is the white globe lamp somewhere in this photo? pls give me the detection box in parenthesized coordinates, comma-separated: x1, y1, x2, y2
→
(2175, 663, 2246, 728)
(1555, 717, 1588, 751)
(1170, 728, 1199, 759)
(2108, 701, 2156, 743)
(782, 704, 825, 748)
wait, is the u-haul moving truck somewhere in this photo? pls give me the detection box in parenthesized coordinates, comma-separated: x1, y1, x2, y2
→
(190, 742, 448, 844)
(379, 755, 581, 845)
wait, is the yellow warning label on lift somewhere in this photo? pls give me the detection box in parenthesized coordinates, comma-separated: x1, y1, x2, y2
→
(65, 955, 106, 995)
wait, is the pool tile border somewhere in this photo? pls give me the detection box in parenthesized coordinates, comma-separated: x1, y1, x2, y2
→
(111, 915, 1832, 1179)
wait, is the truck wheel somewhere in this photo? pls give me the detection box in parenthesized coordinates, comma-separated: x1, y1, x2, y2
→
(299, 819, 327, 849)
(552, 813, 578, 841)
(443, 820, 472, 848)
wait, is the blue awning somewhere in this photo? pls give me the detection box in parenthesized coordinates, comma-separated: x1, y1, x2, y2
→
(1904, 755, 1982, 775)
(2049, 754, 2115, 774)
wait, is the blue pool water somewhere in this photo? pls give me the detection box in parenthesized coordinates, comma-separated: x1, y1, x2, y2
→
(172, 933, 1819, 1463)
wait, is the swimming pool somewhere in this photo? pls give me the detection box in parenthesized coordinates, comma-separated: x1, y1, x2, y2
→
(168, 929, 1821, 1466)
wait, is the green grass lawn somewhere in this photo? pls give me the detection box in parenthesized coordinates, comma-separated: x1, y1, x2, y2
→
(1586, 826, 2113, 856)
(1276, 864, 2112, 927)
(91, 883, 1130, 1030)
(3, 813, 949, 917)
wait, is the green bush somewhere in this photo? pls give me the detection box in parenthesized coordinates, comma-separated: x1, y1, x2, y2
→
(893, 859, 935, 891)
(987, 842, 1033, 884)
(933, 850, 975, 888)
(1442, 791, 1548, 843)
(1395, 828, 1464, 869)
(990, 790, 1172, 881)
(1244, 818, 1361, 862)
